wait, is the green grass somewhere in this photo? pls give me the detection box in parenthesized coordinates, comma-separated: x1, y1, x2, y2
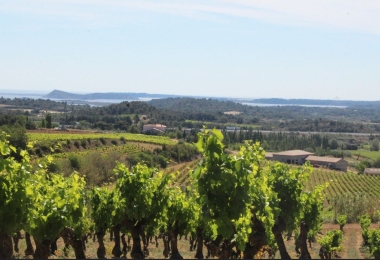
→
(351, 149, 380, 160)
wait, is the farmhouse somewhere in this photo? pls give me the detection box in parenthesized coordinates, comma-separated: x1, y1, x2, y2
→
(364, 168, 380, 175)
(306, 156, 348, 172)
(142, 124, 167, 133)
(266, 149, 348, 172)
(270, 150, 314, 165)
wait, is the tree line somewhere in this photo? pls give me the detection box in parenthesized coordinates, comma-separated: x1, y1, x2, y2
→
(3, 97, 380, 133)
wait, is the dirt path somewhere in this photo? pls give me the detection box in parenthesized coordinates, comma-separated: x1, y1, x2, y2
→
(341, 223, 363, 259)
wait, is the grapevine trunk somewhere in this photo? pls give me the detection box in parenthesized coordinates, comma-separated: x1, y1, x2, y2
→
(298, 221, 311, 259)
(33, 239, 51, 259)
(194, 227, 204, 259)
(168, 224, 182, 259)
(25, 232, 34, 256)
(245, 215, 266, 258)
(130, 222, 144, 259)
(112, 225, 122, 258)
(0, 232, 13, 259)
(272, 224, 291, 259)
(96, 230, 106, 259)
(72, 239, 86, 259)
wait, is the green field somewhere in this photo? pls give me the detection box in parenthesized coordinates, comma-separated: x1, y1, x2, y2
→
(27, 132, 176, 145)
(350, 149, 380, 160)
(184, 120, 262, 129)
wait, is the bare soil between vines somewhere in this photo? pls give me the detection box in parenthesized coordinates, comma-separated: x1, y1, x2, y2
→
(12, 223, 377, 259)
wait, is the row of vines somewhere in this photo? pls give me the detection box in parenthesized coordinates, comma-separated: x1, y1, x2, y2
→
(307, 169, 380, 201)
(27, 132, 176, 145)
(0, 129, 359, 259)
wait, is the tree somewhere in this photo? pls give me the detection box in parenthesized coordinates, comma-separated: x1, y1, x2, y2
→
(330, 138, 339, 150)
(356, 160, 371, 174)
(45, 113, 52, 128)
(370, 139, 379, 151)
(125, 116, 133, 125)
(129, 125, 140, 133)
(373, 158, 380, 168)
(134, 114, 140, 124)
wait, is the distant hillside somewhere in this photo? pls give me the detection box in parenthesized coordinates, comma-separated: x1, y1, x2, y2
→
(147, 97, 248, 113)
(240, 98, 380, 107)
(44, 90, 183, 100)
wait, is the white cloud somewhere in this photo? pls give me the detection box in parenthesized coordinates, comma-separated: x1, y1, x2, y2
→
(1, 0, 380, 33)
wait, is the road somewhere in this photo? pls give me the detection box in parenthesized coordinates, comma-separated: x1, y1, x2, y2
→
(256, 130, 374, 136)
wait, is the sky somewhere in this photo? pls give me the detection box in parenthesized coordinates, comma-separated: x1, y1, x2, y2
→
(1, 1, 380, 100)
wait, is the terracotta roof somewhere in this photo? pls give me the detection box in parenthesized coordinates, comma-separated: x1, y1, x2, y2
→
(364, 168, 380, 175)
(272, 150, 314, 156)
(305, 156, 344, 163)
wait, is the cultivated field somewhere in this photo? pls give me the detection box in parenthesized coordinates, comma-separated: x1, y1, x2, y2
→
(351, 149, 380, 160)
(27, 131, 176, 145)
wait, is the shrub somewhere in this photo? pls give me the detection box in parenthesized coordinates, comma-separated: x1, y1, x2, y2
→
(359, 214, 372, 245)
(332, 193, 380, 223)
(41, 145, 50, 153)
(157, 155, 168, 168)
(74, 141, 80, 149)
(81, 140, 87, 148)
(99, 137, 106, 145)
(47, 162, 60, 173)
(337, 215, 347, 231)
(368, 229, 380, 259)
(318, 230, 343, 259)
(111, 140, 118, 145)
(120, 136, 126, 144)
(35, 148, 42, 157)
(68, 154, 81, 170)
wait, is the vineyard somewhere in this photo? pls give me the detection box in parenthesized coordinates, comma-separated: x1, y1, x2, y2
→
(27, 132, 176, 145)
(307, 169, 380, 201)
(165, 159, 201, 187)
(51, 143, 144, 159)
(172, 161, 380, 213)
(2, 129, 380, 259)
